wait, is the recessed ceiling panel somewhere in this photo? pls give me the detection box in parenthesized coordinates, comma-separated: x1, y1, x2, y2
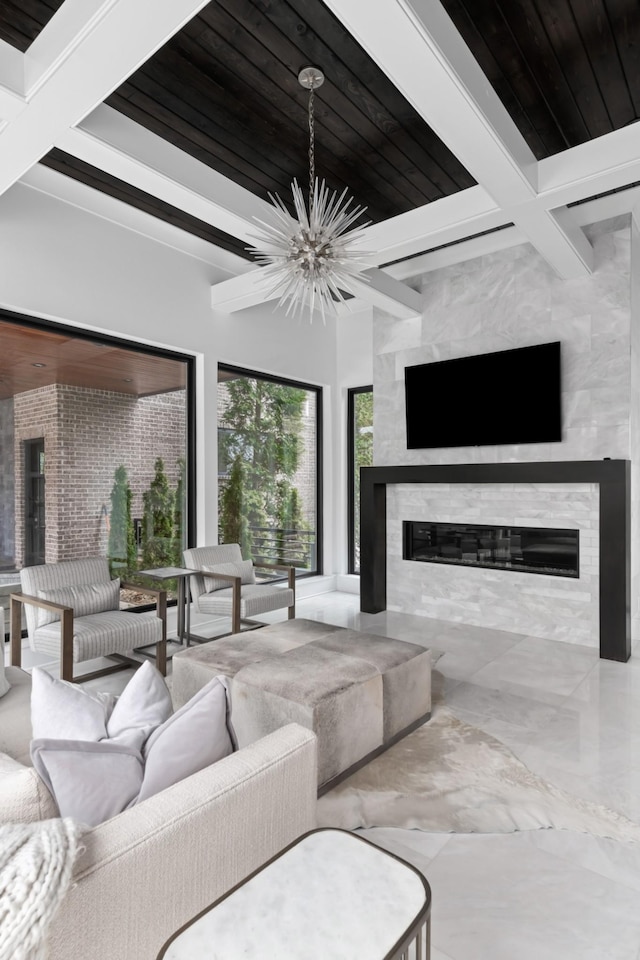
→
(104, 0, 475, 225)
(0, 0, 63, 52)
(441, 0, 640, 159)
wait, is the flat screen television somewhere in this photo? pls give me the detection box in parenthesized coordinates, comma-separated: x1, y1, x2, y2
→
(404, 341, 561, 449)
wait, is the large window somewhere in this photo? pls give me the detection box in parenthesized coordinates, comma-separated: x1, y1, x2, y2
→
(348, 386, 373, 574)
(217, 365, 322, 576)
(0, 310, 194, 600)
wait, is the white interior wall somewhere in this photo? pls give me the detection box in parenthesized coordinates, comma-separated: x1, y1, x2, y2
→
(0, 180, 369, 576)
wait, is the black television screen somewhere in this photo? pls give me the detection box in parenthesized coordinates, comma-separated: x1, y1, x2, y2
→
(404, 341, 561, 449)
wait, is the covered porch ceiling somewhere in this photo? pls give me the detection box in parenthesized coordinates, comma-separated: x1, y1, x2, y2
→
(0, 317, 187, 400)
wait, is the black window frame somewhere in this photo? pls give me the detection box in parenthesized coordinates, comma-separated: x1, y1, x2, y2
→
(0, 306, 197, 563)
(347, 384, 373, 575)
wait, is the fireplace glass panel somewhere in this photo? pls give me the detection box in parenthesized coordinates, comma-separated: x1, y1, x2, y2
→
(403, 522, 579, 578)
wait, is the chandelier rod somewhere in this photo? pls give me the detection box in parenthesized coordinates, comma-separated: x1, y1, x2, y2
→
(298, 66, 325, 215)
(308, 82, 315, 212)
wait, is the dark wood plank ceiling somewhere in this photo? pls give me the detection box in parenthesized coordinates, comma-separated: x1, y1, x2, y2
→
(103, 0, 474, 225)
(0, 0, 63, 52)
(0, 1, 638, 252)
(40, 148, 252, 260)
(0, 319, 187, 400)
(441, 0, 640, 159)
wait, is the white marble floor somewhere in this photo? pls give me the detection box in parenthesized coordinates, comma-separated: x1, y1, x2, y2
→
(9, 592, 640, 959)
(294, 593, 640, 960)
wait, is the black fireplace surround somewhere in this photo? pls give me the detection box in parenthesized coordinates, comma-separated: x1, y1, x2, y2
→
(359, 460, 630, 662)
(403, 521, 579, 577)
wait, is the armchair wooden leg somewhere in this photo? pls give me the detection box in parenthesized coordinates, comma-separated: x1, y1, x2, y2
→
(61, 609, 74, 682)
(10, 596, 22, 667)
(287, 568, 296, 620)
(232, 580, 241, 635)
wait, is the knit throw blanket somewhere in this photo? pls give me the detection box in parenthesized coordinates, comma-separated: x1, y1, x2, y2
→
(0, 819, 82, 960)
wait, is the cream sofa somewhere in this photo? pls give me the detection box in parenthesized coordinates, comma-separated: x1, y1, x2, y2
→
(0, 663, 318, 960)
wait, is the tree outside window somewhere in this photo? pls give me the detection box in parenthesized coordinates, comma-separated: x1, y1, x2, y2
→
(348, 386, 373, 574)
(217, 367, 320, 574)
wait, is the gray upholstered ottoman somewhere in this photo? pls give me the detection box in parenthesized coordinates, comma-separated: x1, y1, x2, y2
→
(171, 619, 432, 790)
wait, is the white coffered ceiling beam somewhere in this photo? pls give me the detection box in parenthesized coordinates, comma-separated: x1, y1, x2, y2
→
(346, 269, 423, 319)
(211, 269, 276, 314)
(362, 186, 507, 264)
(60, 105, 276, 243)
(211, 266, 422, 319)
(323, 0, 593, 279)
(0, 40, 26, 123)
(22, 163, 250, 276)
(0, 0, 211, 198)
(537, 123, 640, 208)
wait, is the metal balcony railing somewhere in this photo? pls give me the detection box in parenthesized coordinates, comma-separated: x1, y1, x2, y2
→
(249, 526, 315, 572)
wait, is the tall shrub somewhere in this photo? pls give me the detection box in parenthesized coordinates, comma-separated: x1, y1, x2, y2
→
(141, 457, 175, 568)
(173, 457, 186, 566)
(107, 465, 136, 574)
(219, 457, 252, 556)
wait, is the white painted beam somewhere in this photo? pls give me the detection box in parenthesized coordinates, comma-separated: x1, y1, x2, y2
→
(23, 163, 251, 276)
(60, 105, 275, 242)
(325, 0, 592, 279)
(347, 268, 422, 318)
(211, 270, 276, 313)
(0, 0, 211, 197)
(211, 266, 422, 319)
(503, 204, 593, 278)
(384, 225, 524, 279)
(24, 0, 120, 96)
(0, 40, 26, 122)
(324, 0, 537, 205)
(537, 123, 640, 208)
(362, 186, 507, 264)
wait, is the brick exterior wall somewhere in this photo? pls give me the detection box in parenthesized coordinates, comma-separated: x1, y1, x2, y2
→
(0, 397, 15, 567)
(12, 384, 186, 567)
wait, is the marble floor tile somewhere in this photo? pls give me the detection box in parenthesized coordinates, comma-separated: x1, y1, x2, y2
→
(470, 634, 598, 696)
(6, 589, 640, 959)
(422, 833, 640, 960)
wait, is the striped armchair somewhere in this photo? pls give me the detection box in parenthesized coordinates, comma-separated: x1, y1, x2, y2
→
(10, 557, 167, 683)
(183, 544, 295, 637)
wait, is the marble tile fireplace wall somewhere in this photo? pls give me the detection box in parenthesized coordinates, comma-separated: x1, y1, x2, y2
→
(388, 482, 598, 646)
(370, 216, 640, 648)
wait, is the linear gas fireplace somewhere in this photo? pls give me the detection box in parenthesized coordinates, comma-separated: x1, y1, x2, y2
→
(403, 521, 579, 578)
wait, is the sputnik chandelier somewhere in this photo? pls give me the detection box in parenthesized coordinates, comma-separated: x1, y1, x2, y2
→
(247, 66, 371, 321)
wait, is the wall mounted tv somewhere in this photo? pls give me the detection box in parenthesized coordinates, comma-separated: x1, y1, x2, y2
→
(404, 341, 562, 449)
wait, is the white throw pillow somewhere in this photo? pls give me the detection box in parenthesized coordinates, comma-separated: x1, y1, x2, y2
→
(137, 676, 235, 803)
(31, 666, 115, 742)
(202, 560, 255, 593)
(29, 663, 235, 826)
(30, 740, 144, 828)
(36, 578, 120, 628)
(106, 659, 173, 750)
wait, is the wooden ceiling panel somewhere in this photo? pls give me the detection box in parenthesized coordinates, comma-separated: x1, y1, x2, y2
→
(40, 148, 252, 259)
(0, 320, 187, 401)
(0, 0, 62, 52)
(0, 0, 638, 252)
(441, 0, 640, 159)
(104, 0, 475, 226)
